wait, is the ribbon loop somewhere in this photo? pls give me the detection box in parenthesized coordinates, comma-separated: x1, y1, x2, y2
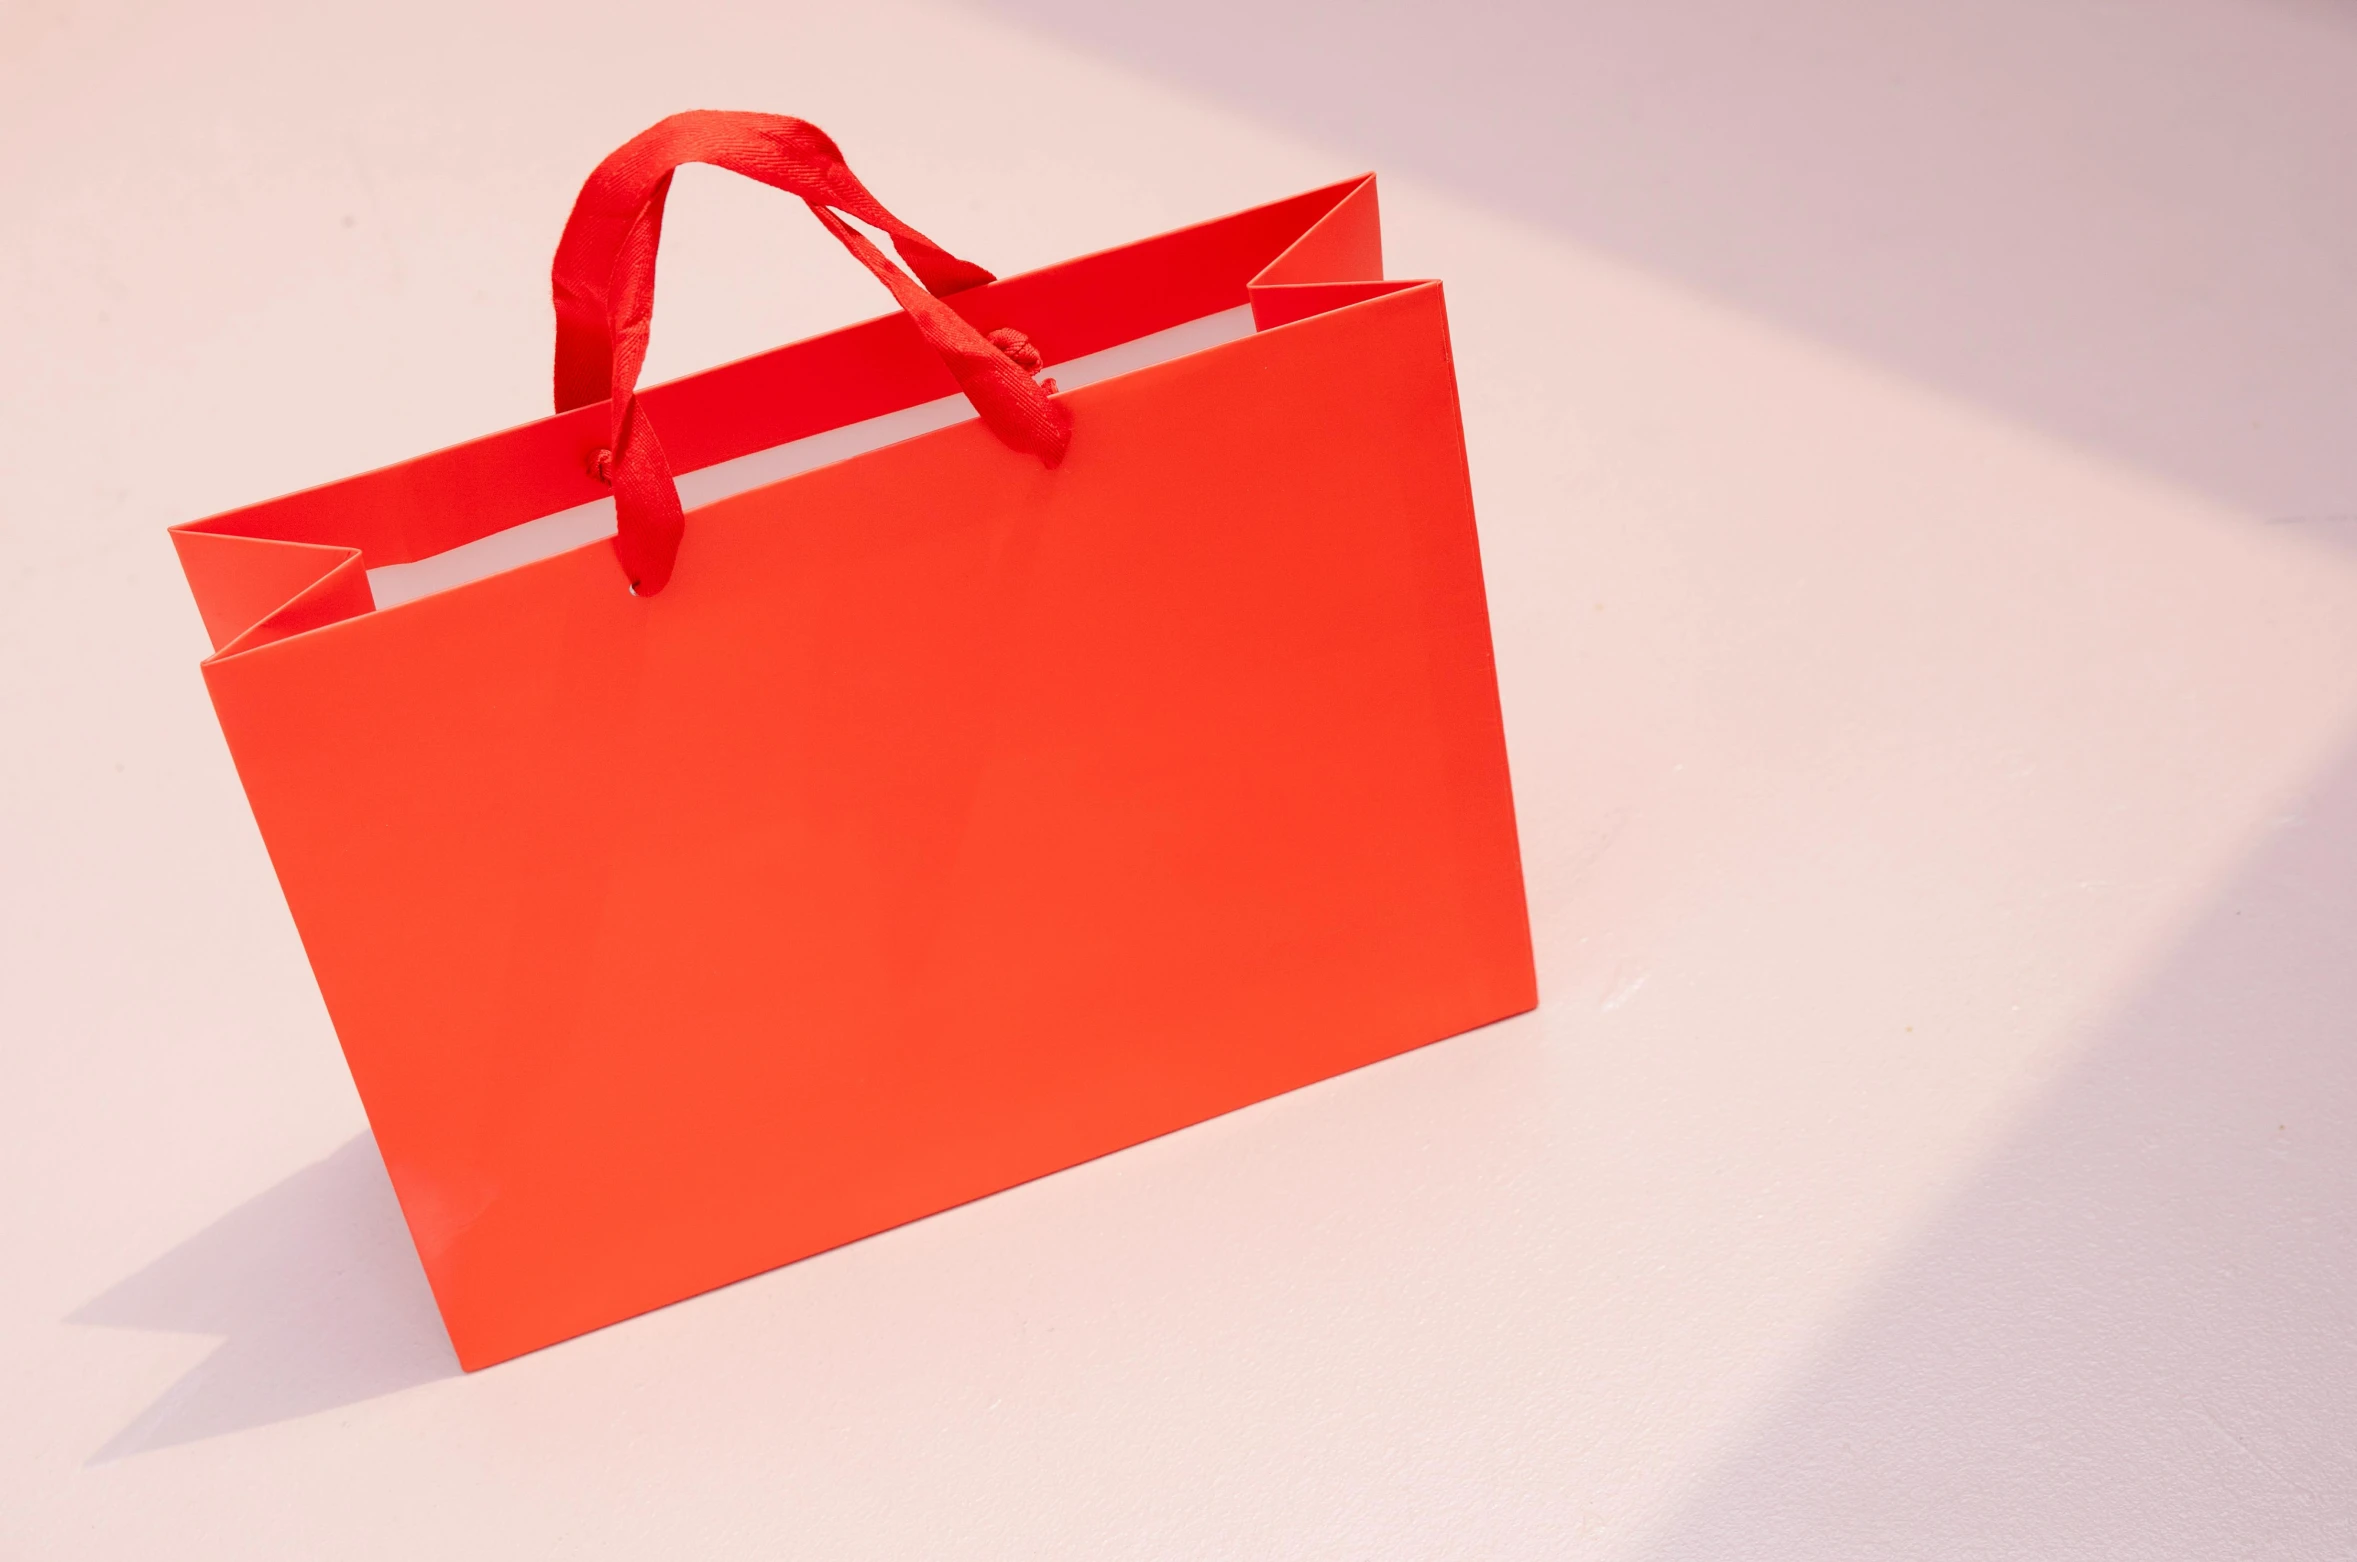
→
(551, 111, 1071, 594)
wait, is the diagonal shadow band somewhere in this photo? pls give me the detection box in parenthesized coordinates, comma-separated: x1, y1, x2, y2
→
(962, 0, 2357, 534)
(70, 1132, 460, 1464)
(1637, 733, 2357, 1558)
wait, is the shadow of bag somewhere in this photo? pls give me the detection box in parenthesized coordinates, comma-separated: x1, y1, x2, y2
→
(170, 112, 1537, 1370)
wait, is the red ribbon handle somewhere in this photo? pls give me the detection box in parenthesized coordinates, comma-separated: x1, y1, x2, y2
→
(551, 111, 1071, 593)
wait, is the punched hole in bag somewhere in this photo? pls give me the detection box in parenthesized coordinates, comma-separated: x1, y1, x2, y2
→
(551, 110, 1073, 594)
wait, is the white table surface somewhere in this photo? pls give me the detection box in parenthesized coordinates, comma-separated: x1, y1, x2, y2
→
(6, 1, 2356, 1555)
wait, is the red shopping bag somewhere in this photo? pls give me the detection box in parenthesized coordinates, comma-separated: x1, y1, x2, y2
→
(172, 113, 1536, 1369)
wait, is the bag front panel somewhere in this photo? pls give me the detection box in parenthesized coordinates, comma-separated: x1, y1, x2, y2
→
(201, 284, 1534, 1367)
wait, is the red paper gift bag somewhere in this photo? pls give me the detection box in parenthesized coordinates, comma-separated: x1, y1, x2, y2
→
(171, 113, 1537, 1369)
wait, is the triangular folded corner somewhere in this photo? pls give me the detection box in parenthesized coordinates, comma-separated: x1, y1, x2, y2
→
(1249, 279, 1426, 332)
(1247, 175, 1431, 331)
(1253, 174, 1382, 289)
(172, 526, 374, 659)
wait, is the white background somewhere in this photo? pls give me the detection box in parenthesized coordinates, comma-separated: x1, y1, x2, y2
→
(5, 0, 2356, 1554)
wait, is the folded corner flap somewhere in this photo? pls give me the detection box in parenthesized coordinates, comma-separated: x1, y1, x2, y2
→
(1250, 173, 1382, 290)
(1246, 175, 1436, 330)
(172, 527, 375, 658)
(1247, 279, 1426, 333)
